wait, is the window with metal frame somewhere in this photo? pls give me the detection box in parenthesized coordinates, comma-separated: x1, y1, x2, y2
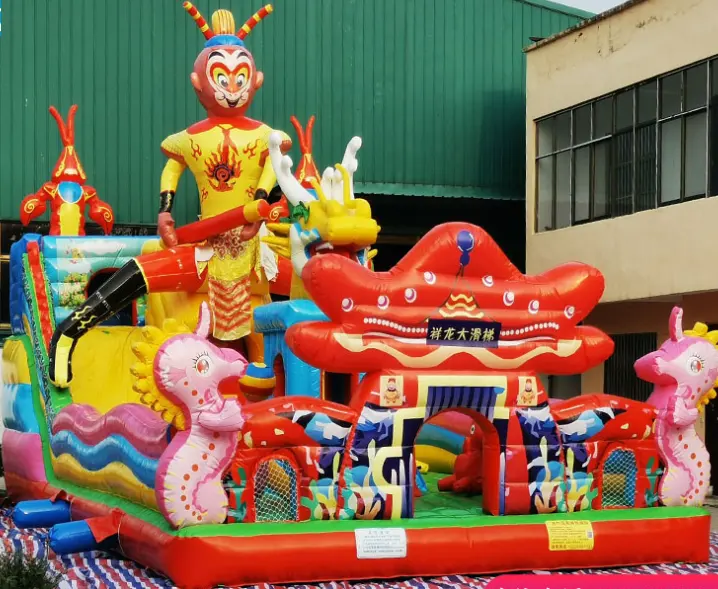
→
(535, 57, 716, 233)
(603, 332, 657, 402)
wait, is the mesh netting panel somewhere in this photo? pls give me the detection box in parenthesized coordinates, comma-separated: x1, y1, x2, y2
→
(601, 449, 638, 508)
(254, 458, 299, 522)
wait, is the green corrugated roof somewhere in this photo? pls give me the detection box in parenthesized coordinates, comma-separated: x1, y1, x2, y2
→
(0, 0, 588, 224)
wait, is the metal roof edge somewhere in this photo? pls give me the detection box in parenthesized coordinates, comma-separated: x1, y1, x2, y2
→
(524, 0, 649, 53)
(513, 0, 595, 19)
(354, 182, 525, 200)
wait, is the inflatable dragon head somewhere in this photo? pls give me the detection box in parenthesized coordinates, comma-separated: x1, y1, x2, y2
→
(264, 117, 381, 298)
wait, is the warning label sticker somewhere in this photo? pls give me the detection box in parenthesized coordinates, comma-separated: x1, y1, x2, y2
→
(355, 528, 408, 559)
(545, 520, 595, 551)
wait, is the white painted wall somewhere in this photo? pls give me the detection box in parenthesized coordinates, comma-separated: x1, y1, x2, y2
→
(525, 0, 718, 302)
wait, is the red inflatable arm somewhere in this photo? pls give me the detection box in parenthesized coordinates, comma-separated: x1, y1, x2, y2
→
(86, 186, 115, 235)
(175, 199, 270, 245)
(20, 186, 52, 226)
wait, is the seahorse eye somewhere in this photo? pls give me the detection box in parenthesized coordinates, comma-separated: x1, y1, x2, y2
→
(688, 356, 703, 374)
(196, 357, 211, 375)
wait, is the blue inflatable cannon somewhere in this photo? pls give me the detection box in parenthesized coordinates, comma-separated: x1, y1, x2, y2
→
(12, 499, 120, 554)
(12, 499, 72, 529)
(48, 520, 118, 554)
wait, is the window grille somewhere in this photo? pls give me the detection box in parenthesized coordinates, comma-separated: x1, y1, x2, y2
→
(535, 58, 717, 232)
(604, 333, 657, 402)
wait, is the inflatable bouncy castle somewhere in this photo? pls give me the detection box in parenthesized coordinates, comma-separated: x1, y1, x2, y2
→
(1, 2, 713, 588)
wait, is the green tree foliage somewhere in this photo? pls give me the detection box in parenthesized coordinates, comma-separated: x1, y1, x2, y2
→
(0, 551, 62, 589)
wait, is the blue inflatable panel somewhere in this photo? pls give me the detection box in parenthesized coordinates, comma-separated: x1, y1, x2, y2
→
(50, 430, 158, 488)
(9, 234, 42, 335)
(41, 235, 153, 282)
(416, 471, 428, 495)
(49, 520, 113, 555)
(253, 299, 328, 332)
(1, 383, 40, 433)
(42, 235, 157, 327)
(13, 499, 72, 528)
(302, 413, 352, 447)
(557, 409, 609, 444)
(415, 424, 465, 455)
(57, 181, 83, 204)
(253, 300, 327, 398)
(244, 362, 275, 380)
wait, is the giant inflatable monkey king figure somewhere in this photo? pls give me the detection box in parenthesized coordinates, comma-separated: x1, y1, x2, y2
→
(48, 2, 290, 388)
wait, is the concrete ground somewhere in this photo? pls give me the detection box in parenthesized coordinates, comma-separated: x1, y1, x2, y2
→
(704, 497, 718, 530)
(708, 506, 718, 530)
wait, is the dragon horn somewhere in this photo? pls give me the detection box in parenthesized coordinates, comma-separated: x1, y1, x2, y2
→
(48, 106, 71, 146)
(183, 1, 214, 40)
(334, 164, 353, 206)
(66, 105, 79, 145)
(309, 178, 329, 204)
(290, 115, 316, 156)
(268, 131, 312, 206)
(238, 4, 273, 40)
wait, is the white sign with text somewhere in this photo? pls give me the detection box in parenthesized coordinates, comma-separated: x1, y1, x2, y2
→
(355, 528, 408, 559)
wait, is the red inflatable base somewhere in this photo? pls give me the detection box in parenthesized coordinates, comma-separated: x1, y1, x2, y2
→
(6, 473, 710, 589)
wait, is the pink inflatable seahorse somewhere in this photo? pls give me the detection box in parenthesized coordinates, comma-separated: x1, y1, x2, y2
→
(634, 306, 717, 507)
(154, 302, 248, 528)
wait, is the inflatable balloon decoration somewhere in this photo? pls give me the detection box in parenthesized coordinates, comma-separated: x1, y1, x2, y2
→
(634, 306, 718, 507)
(457, 229, 475, 269)
(48, 1, 289, 388)
(20, 105, 114, 236)
(154, 303, 248, 528)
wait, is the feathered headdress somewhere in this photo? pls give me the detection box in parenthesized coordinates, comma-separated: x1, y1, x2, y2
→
(183, 1, 273, 48)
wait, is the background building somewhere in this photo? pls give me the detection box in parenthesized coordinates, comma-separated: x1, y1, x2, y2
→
(524, 0, 718, 485)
